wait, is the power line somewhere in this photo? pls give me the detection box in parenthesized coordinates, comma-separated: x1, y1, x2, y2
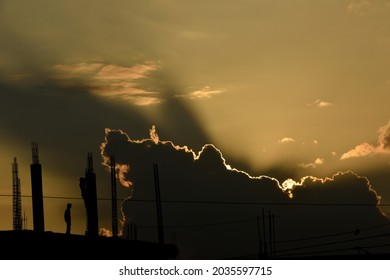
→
(137, 217, 257, 229)
(240, 240, 390, 259)
(275, 243, 390, 259)
(0, 194, 388, 207)
(276, 222, 390, 244)
(224, 241, 390, 260)
(275, 232, 390, 255)
(126, 199, 388, 207)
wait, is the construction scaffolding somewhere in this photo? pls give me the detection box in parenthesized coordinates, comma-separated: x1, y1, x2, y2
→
(30, 142, 45, 232)
(12, 157, 22, 231)
(80, 153, 99, 237)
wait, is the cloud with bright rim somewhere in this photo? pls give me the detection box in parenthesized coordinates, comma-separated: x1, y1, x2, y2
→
(278, 137, 295, 144)
(100, 126, 387, 259)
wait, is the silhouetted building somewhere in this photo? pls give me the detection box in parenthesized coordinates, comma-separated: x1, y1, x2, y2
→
(0, 230, 179, 260)
(80, 153, 99, 237)
(12, 157, 22, 231)
(30, 142, 45, 232)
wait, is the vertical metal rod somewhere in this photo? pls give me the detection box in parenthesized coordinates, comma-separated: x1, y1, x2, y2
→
(110, 155, 118, 237)
(262, 208, 267, 258)
(153, 163, 164, 244)
(272, 214, 276, 257)
(257, 214, 263, 259)
(269, 210, 273, 258)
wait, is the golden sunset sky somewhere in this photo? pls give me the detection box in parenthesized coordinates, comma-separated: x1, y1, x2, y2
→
(1, 1, 390, 248)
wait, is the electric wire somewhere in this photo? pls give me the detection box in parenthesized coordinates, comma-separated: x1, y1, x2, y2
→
(1, 194, 388, 207)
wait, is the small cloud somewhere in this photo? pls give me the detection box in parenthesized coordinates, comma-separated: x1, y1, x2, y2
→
(341, 143, 377, 159)
(332, 151, 337, 156)
(176, 86, 225, 100)
(341, 120, 390, 160)
(53, 61, 161, 106)
(95, 63, 157, 81)
(122, 96, 162, 106)
(299, 158, 324, 168)
(347, 0, 376, 16)
(308, 99, 333, 108)
(278, 137, 295, 144)
(313, 140, 319, 145)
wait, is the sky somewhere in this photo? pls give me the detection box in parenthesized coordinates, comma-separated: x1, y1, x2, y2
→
(1, 0, 390, 259)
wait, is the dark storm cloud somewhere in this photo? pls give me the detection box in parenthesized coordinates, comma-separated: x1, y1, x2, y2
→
(102, 128, 390, 259)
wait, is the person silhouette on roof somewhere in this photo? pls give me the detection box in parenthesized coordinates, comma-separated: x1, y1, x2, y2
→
(64, 203, 72, 235)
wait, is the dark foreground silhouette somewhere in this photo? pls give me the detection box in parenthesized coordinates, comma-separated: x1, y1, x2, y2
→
(0, 230, 178, 260)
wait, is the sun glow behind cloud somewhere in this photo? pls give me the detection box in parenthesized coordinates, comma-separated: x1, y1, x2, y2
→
(98, 125, 388, 259)
(100, 126, 383, 203)
(2, 0, 390, 242)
